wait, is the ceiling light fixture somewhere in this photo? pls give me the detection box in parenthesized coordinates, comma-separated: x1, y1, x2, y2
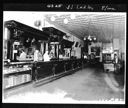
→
(88, 35, 91, 40)
(51, 16, 55, 21)
(94, 37, 96, 40)
(64, 18, 68, 24)
(70, 14, 75, 19)
(84, 37, 86, 40)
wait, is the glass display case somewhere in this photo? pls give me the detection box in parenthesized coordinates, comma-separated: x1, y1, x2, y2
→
(3, 62, 33, 90)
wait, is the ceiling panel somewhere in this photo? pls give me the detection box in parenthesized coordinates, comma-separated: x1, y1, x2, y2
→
(44, 13, 126, 42)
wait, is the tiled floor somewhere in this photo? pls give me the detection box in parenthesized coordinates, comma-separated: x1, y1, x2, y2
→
(3, 65, 125, 103)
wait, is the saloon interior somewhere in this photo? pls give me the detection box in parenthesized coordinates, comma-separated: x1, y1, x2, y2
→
(3, 12, 126, 103)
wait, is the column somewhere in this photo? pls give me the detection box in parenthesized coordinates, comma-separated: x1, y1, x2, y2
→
(56, 44, 58, 58)
(4, 27, 11, 60)
(40, 41, 44, 55)
(55, 44, 57, 58)
(45, 42, 48, 51)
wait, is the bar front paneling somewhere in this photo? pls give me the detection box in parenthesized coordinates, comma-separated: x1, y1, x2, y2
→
(33, 61, 54, 80)
(32, 59, 83, 81)
(54, 60, 65, 74)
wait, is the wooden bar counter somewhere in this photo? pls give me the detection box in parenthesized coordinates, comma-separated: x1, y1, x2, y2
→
(32, 59, 83, 82)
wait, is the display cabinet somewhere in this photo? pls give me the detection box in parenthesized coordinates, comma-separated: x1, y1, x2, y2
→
(3, 62, 33, 90)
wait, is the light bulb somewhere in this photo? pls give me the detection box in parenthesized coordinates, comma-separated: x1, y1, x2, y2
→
(70, 14, 75, 19)
(94, 37, 96, 40)
(88, 35, 90, 40)
(84, 37, 86, 40)
(64, 18, 68, 24)
(51, 16, 55, 21)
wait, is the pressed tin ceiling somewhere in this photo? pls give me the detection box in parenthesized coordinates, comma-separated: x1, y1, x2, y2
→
(44, 13, 126, 42)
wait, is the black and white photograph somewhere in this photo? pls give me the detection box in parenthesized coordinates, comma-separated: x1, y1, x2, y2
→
(2, 4, 126, 104)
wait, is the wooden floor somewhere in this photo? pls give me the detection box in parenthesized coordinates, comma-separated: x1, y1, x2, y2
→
(3, 64, 125, 103)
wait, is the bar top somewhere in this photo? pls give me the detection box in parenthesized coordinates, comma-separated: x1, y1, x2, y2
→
(4, 58, 82, 66)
